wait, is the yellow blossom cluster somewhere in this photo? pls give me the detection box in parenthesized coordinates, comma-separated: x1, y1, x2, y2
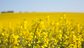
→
(0, 16, 84, 48)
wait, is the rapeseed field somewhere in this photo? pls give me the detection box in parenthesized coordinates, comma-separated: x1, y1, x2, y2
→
(0, 12, 84, 48)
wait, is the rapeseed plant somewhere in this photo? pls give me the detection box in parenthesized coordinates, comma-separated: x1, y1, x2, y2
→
(0, 15, 84, 48)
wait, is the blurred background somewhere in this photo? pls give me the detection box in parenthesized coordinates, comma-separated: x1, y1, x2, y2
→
(0, 0, 84, 12)
(0, 0, 84, 28)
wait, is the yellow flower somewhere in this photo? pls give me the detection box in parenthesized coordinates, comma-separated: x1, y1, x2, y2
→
(2, 33, 4, 36)
(12, 34, 19, 45)
(40, 21, 45, 29)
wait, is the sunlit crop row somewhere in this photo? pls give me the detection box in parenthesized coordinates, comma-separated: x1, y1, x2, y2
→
(0, 16, 84, 48)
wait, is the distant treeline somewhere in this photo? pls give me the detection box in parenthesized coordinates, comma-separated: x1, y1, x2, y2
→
(1, 11, 14, 13)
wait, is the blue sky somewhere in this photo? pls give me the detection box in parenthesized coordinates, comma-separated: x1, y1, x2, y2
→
(0, 0, 84, 12)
